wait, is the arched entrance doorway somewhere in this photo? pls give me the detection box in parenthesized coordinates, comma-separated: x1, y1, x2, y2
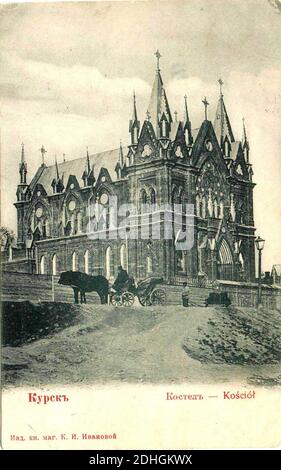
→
(217, 238, 234, 280)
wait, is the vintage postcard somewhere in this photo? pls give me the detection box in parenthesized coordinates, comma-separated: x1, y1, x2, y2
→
(1, 0, 281, 450)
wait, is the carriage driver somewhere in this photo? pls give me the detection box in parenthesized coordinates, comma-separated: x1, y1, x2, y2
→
(112, 265, 130, 292)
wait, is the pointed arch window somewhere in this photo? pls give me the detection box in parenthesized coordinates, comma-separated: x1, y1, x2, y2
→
(150, 188, 156, 206)
(71, 213, 76, 235)
(172, 187, 178, 206)
(239, 252, 244, 270)
(72, 251, 78, 271)
(133, 127, 138, 144)
(52, 254, 57, 275)
(208, 190, 213, 217)
(77, 212, 82, 233)
(214, 199, 218, 218)
(201, 196, 206, 218)
(219, 200, 224, 219)
(181, 191, 186, 206)
(224, 138, 231, 158)
(105, 246, 113, 279)
(45, 219, 50, 237)
(40, 255, 46, 275)
(84, 250, 89, 274)
(141, 189, 147, 204)
(178, 187, 183, 200)
(140, 189, 148, 213)
(120, 244, 127, 271)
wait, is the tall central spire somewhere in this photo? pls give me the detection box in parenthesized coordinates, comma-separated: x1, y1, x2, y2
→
(147, 50, 172, 137)
(213, 78, 235, 146)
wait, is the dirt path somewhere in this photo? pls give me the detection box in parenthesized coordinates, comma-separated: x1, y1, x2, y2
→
(3, 304, 281, 387)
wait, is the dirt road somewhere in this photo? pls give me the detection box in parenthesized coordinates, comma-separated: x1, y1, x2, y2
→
(3, 304, 281, 387)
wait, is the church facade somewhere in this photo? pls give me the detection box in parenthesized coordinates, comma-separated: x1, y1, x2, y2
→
(14, 53, 256, 283)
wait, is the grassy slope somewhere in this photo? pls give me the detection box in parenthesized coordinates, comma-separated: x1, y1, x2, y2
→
(3, 304, 281, 387)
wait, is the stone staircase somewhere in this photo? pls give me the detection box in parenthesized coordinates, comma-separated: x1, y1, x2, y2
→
(188, 286, 210, 307)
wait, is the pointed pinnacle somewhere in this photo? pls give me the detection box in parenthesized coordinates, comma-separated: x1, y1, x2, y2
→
(55, 155, 59, 179)
(184, 94, 190, 123)
(132, 91, 138, 122)
(21, 143, 25, 162)
(86, 147, 91, 173)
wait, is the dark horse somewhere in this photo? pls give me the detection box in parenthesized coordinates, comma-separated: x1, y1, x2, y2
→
(58, 271, 108, 304)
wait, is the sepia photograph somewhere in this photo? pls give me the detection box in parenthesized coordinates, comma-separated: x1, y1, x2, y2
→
(1, 0, 281, 450)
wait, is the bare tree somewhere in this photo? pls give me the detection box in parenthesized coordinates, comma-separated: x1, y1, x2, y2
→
(0, 227, 16, 251)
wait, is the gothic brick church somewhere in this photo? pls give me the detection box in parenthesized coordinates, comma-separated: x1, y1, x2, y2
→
(14, 52, 256, 283)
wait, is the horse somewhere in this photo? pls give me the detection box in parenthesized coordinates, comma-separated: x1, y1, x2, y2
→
(58, 271, 109, 304)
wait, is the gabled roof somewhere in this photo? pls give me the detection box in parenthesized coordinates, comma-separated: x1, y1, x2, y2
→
(191, 120, 229, 175)
(30, 147, 124, 196)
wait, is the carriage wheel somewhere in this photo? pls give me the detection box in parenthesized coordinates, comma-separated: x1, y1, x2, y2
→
(150, 288, 166, 305)
(138, 295, 152, 307)
(122, 292, 135, 307)
(111, 293, 123, 306)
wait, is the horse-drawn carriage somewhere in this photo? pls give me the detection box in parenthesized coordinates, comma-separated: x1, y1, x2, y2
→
(110, 277, 166, 307)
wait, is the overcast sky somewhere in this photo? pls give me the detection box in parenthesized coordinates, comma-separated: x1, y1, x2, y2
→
(0, 0, 280, 270)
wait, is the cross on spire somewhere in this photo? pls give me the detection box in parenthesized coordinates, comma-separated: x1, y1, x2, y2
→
(63, 153, 66, 163)
(174, 110, 178, 122)
(202, 97, 209, 120)
(146, 110, 151, 121)
(39, 145, 47, 165)
(155, 49, 161, 71)
(218, 78, 224, 96)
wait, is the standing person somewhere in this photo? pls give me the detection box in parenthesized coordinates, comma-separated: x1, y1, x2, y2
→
(182, 282, 190, 307)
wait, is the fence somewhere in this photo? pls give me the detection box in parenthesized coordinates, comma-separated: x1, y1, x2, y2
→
(2, 270, 281, 309)
(217, 280, 281, 309)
